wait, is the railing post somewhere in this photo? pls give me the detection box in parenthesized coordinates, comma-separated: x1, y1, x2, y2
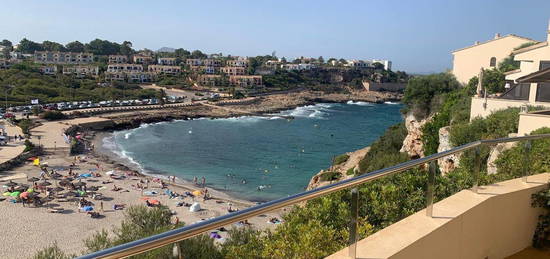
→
(472, 146, 482, 193)
(349, 187, 359, 259)
(523, 140, 532, 182)
(426, 161, 436, 217)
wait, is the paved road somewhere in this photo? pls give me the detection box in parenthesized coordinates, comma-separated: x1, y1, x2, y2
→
(61, 102, 201, 116)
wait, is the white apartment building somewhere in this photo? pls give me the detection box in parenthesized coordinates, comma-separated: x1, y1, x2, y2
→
(158, 57, 177, 66)
(34, 51, 94, 64)
(107, 64, 143, 73)
(108, 55, 128, 64)
(148, 65, 181, 75)
(39, 65, 57, 75)
(62, 65, 99, 78)
(281, 63, 315, 71)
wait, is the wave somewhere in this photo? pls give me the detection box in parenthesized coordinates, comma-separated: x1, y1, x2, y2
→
(384, 101, 400, 105)
(102, 134, 145, 173)
(124, 132, 133, 139)
(278, 103, 333, 119)
(346, 100, 374, 106)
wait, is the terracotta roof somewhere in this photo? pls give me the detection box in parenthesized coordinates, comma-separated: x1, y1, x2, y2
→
(451, 34, 538, 53)
(511, 41, 549, 55)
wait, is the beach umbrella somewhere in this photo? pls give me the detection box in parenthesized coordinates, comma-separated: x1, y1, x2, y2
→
(81, 206, 93, 212)
(10, 191, 21, 197)
(20, 192, 30, 198)
(209, 232, 222, 239)
(27, 177, 40, 182)
(189, 202, 201, 212)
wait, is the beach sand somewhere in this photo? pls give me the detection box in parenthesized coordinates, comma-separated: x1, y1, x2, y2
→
(0, 132, 283, 258)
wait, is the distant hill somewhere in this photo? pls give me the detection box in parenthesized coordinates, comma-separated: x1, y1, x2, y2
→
(157, 47, 176, 53)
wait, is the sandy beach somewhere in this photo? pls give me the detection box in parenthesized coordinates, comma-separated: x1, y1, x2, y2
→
(0, 121, 283, 258)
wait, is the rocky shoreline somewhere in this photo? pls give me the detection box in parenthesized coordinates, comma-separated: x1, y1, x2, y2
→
(97, 90, 401, 130)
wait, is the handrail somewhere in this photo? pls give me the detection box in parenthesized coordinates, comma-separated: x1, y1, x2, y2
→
(78, 133, 550, 259)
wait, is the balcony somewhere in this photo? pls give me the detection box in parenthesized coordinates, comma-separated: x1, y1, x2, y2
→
(328, 173, 548, 259)
(78, 134, 550, 259)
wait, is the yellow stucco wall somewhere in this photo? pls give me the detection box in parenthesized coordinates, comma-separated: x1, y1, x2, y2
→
(328, 173, 549, 259)
(518, 112, 550, 135)
(452, 36, 536, 84)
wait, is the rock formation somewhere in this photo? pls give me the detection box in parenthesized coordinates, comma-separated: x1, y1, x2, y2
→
(400, 112, 430, 159)
(437, 126, 460, 175)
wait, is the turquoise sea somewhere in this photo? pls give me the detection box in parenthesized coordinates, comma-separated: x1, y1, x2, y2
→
(102, 101, 403, 201)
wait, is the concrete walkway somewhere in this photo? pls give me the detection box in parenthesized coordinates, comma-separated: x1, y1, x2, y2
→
(0, 120, 25, 165)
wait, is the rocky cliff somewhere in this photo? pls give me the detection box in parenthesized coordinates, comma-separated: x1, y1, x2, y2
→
(400, 112, 430, 159)
(437, 126, 460, 175)
(306, 147, 370, 190)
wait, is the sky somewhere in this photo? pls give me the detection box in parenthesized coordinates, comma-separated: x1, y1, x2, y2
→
(2, 0, 550, 73)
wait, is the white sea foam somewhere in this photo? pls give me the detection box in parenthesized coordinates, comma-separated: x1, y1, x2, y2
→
(279, 103, 332, 119)
(102, 134, 146, 173)
(347, 100, 374, 106)
(124, 132, 133, 139)
(384, 101, 399, 105)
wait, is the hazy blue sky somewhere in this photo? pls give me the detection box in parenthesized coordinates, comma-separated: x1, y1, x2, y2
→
(3, 0, 549, 73)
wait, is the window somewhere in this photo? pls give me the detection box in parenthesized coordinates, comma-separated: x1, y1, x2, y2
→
(540, 61, 550, 70)
(489, 57, 496, 67)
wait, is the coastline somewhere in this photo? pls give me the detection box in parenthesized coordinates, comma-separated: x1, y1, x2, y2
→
(90, 91, 402, 203)
(91, 131, 257, 206)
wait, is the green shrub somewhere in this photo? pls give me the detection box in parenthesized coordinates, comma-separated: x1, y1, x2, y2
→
(358, 123, 409, 173)
(333, 154, 350, 165)
(421, 83, 474, 155)
(320, 171, 342, 181)
(495, 127, 550, 178)
(24, 139, 35, 152)
(41, 110, 67, 121)
(17, 119, 33, 134)
(346, 167, 355, 176)
(402, 73, 460, 118)
(32, 243, 73, 259)
(531, 184, 550, 248)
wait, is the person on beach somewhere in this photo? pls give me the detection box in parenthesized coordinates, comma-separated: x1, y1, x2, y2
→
(201, 176, 206, 187)
(193, 176, 197, 185)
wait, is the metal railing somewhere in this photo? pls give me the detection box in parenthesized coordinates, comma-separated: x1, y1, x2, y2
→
(78, 133, 550, 259)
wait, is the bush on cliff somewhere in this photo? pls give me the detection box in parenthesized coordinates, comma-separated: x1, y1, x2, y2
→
(333, 154, 350, 165)
(421, 80, 475, 155)
(495, 127, 550, 178)
(41, 110, 67, 121)
(320, 171, 342, 181)
(402, 73, 460, 118)
(358, 122, 409, 174)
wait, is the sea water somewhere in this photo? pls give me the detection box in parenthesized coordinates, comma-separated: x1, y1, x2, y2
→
(103, 102, 403, 201)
